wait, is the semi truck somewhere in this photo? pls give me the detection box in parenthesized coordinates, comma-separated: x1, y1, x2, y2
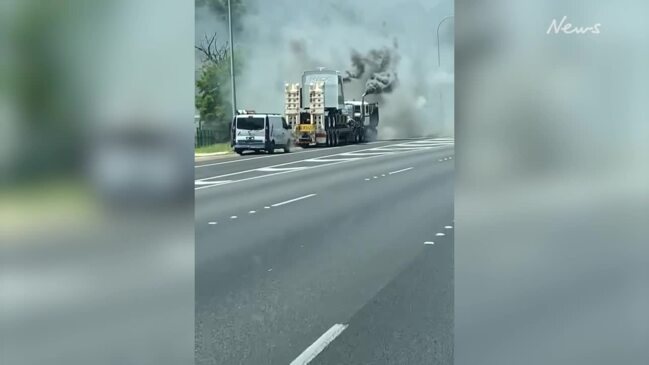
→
(285, 68, 379, 147)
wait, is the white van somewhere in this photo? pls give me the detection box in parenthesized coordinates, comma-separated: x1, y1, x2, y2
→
(232, 113, 292, 155)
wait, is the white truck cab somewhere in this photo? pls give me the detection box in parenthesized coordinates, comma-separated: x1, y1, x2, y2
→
(232, 113, 292, 155)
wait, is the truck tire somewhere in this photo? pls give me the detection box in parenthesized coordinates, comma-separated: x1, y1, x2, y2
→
(235, 149, 243, 155)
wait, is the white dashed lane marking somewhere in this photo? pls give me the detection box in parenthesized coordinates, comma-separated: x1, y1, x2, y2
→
(290, 323, 349, 365)
(271, 193, 317, 207)
(388, 167, 414, 175)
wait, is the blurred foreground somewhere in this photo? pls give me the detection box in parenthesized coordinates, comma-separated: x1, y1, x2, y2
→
(456, 1, 649, 364)
(0, 1, 195, 364)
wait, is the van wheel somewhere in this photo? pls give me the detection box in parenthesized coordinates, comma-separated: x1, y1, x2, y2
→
(284, 141, 291, 153)
(235, 149, 243, 155)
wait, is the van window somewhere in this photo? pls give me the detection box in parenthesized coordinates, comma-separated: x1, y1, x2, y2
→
(237, 117, 265, 130)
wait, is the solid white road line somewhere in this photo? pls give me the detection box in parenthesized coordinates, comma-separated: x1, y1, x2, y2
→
(271, 193, 317, 207)
(369, 147, 426, 152)
(195, 180, 233, 185)
(194, 139, 406, 169)
(290, 323, 348, 365)
(196, 141, 454, 190)
(194, 147, 340, 169)
(199, 153, 358, 182)
(257, 166, 309, 172)
(338, 151, 389, 156)
(388, 167, 414, 175)
(305, 157, 362, 163)
(195, 169, 301, 190)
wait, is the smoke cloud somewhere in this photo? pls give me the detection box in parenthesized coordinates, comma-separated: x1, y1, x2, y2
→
(197, 0, 454, 138)
(342, 47, 400, 96)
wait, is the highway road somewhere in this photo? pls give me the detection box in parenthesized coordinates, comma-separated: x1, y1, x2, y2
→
(195, 138, 454, 365)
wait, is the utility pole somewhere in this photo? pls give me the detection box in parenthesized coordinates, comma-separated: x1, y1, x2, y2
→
(228, 0, 237, 116)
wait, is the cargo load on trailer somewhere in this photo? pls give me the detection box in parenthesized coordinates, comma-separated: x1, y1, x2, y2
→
(285, 68, 379, 147)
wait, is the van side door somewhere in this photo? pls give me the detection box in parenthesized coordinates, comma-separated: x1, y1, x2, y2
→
(281, 117, 291, 144)
(264, 115, 270, 142)
(270, 117, 283, 143)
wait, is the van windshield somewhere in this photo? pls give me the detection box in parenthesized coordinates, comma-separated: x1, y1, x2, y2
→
(237, 117, 265, 130)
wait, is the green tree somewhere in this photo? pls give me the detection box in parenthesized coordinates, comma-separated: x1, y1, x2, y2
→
(195, 33, 244, 142)
(195, 60, 231, 142)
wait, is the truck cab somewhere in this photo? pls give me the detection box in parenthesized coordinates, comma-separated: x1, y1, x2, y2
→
(344, 100, 379, 128)
(232, 113, 292, 155)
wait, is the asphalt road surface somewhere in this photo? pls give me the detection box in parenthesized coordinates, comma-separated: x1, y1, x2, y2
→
(195, 138, 454, 365)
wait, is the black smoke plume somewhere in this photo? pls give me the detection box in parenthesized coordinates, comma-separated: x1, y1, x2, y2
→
(342, 46, 399, 96)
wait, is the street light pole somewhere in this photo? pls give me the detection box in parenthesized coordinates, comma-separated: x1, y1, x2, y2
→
(228, 0, 237, 116)
(436, 15, 454, 67)
(436, 15, 453, 133)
